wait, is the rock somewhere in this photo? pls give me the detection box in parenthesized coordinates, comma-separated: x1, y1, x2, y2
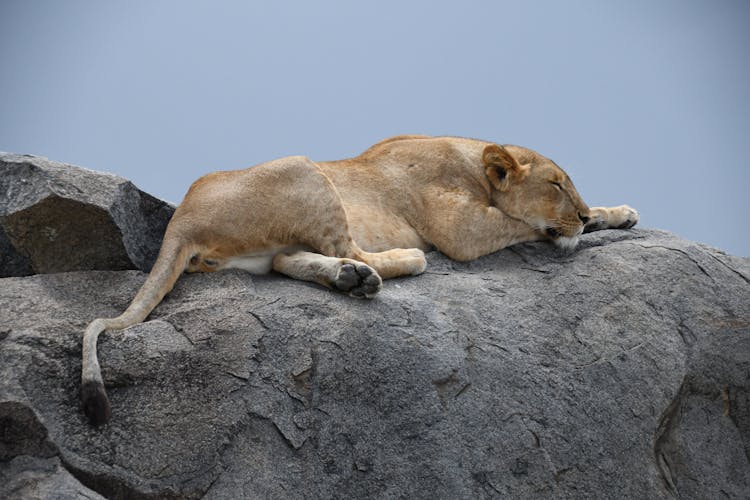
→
(1, 224, 748, 498)
(0, 152, 174, 277)
(0, 456, 105, 500)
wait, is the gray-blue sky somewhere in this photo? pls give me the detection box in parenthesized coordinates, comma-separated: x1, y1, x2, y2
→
(2, 1, 749, 256)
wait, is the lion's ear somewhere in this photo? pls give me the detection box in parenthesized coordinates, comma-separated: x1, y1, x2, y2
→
(482, 144, 529, 191)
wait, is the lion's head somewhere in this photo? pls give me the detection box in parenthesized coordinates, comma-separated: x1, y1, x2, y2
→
(482, 144, 590, 250)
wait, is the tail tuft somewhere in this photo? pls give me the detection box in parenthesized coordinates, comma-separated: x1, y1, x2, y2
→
(81, 380, 111, 426)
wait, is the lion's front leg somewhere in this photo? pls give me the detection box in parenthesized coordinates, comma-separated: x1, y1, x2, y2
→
(422, 197, 543, 261)
(583, 205, 639, 233)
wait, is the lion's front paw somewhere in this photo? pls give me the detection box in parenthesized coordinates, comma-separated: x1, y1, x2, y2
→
(610, 205, 639, 229)
(333, 260, 382, 298)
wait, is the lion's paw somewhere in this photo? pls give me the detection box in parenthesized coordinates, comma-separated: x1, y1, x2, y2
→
(333, 261, 382, 299)
(611, 205, 639, 229)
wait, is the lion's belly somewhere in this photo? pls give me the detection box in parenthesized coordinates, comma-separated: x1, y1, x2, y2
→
(344, 204, 429, 253)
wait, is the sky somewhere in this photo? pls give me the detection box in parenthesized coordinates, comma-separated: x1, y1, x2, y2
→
(1, 1, 749, 256)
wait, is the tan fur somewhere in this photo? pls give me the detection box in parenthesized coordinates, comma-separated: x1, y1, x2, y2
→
(80, 135, 639, 425)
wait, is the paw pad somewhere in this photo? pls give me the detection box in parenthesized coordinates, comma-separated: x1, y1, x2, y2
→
(334, 262, 382, 298)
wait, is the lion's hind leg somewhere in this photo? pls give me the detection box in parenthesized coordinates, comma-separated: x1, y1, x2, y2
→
(272, 247, 427, 298)
(264, 156, 426, 296)
(272, 251, 382, 298)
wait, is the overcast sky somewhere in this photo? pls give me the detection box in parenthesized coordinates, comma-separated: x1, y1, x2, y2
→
(2, 1, 748, 256)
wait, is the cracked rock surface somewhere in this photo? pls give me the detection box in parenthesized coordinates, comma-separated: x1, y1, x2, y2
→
(0, 152, 174, 277)
(1, 229, 748, 499)
(1, 160, 748, 499)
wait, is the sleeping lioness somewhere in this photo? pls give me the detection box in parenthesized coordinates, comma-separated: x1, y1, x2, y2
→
(81, 135, 639, 425)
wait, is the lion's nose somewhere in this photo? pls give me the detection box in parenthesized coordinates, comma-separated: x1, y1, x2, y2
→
(579, 213, 590, 224)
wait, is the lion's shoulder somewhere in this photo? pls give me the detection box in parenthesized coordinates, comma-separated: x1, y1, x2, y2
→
(357, 135, 433, 159)
(357, 135, 493, 162)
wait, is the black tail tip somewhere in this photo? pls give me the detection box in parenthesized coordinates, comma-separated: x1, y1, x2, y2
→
(81, 381, 112, 426)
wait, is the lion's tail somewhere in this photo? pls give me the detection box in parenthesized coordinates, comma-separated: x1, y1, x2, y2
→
(81, 236, 196, 425)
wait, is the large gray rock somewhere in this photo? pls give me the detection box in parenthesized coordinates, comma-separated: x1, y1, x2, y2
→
(1, 227, 748, 499)
(0, 153, 174, 277)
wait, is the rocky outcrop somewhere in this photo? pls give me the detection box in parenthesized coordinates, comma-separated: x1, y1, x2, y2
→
(0, 153, 174, 277)
(1, 158, 748, 499)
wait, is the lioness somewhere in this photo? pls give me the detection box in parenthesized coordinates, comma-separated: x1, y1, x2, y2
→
(81, 135, 638, 425)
